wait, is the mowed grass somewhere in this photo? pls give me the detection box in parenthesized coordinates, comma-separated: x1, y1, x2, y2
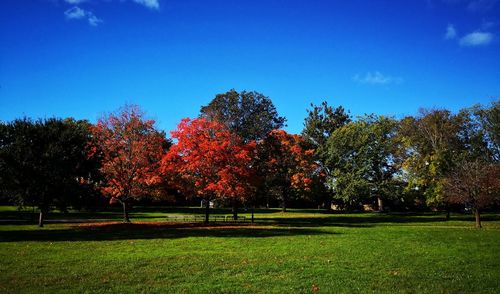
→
(1, 206, 500, 293)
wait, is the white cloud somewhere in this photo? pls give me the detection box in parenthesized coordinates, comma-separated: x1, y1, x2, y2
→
(88, 13, 103, 26)
(353, 72, 403, 85)
(64, 6, 102, 26)
(459, 31, 493, 46)
(64, 0, 87, 4)
(445, 24, 457, 39)
(64, 6, 86, 19)
(132, 0, 160, 10)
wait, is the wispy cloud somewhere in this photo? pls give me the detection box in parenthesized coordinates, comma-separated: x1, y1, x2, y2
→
(445, 24, 457, 39)
(59, 0, 160, 26)
(87, 13, 103, 26)
(64, 0, 87, 4)
(444, 23, 494, 47)
(441, 0, 498, 12)
(353, 72, 403, 85)
(64, 6, 102, 26)
(64, 6, 86, 19)
(467, 0, 498, 12)
(132, 0, 160, 10)
(459, 31, 493, 46)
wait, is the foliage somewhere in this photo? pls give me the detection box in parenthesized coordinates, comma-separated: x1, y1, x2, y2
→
(302, 101, 351, 207)
(458, 102, 500, 162)
(324, 115, 399, 209)
(259, 129, 318, 211)
(0, 118, 97, 226)
(398, 109, 463, 208)
(444, 159, 500, 228)
(302, 101, 351, 149)
(162, 118, 256, 222)
(90, 105, 166, 222)
(200, 89, 286, 142)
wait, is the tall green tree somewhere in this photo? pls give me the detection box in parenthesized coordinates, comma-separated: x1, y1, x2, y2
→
(200, 89, 286, 142)
(458, 102, 500, 162)
(325, 115, 399, 210)
(0, 118, 98, 227)
(302, 101, 351, 149)
(302, 101, 351, 208)
(398, 109, 463, 212)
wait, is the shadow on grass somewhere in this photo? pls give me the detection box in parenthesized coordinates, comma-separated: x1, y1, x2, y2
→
(259, 213, 500, 228)
(0, 222, 337, 242)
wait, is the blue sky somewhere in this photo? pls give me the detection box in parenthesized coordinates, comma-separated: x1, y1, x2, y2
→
(1, 0, 499, 134)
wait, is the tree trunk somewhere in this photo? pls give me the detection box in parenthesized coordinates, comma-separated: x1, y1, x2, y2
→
(232, 200, 238, 220)
(282, 197, 287, 212)
(251, 205, 255, 223)
(122, 201, 130, 223)
(377, 197, 384, 212)
(475, 209, 482, 229)
(326, 199, 333, 212)
(205, 199, 210, 224)
(445, 210, 450, 221)
(32, 206, 36, 223)
(38, 210, 45, 227)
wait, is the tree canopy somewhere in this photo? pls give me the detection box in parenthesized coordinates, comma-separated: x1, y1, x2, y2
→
(90, 105, 166, 222)
(200, 89, 286, 142)
(161, 118, 256, 223)
(0, 118, 97, 226)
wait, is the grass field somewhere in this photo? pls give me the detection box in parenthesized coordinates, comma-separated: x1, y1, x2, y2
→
(1, 206, 499, 293)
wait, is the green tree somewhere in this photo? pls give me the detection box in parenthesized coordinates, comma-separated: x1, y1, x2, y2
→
(459, 101, 500, 162)
(302, 101, 351, 208)
(302, 101, 351, 149)
(0, 118, 98, 227)
(325, 115, 399, 210)
(398, 109, 462, 213)
(200, 89, 286, 142)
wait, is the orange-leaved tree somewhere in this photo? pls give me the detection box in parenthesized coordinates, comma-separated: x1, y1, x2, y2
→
(259, 129, 318, 212)
(89, 105, 166, 222)
(161, 118, 256, 223)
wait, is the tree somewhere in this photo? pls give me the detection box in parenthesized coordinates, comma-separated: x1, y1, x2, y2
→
(398, 109, 462, 212)
(90, 105, 166, 223)
(302, 101, 351, 149)
(259, 130, 317, 212)
(200, 89, 286, 142)
(302, 101, 351, 208)
(325, 116, 399, 210)
(459, 102, 500, 162)
(161, 118, 256, 223)
(0, 118, 97, 227)
(444, 160, 500, 228)
(200, 89, 286, 217)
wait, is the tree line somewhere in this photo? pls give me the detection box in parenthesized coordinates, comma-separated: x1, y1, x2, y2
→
(1, 90, 499, 227)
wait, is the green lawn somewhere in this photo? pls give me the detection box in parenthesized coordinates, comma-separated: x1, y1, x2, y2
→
(1, 206, 499, 293)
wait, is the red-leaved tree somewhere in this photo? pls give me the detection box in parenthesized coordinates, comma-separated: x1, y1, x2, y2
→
(161, 118, 256, 223)
(259, 129, 318, 212)
(444, 160, 500, 228)
(89, 105, 165, 222)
